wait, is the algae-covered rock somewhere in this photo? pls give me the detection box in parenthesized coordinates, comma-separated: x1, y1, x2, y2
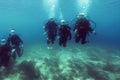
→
(18, 60, 41, 80)
(103, 62, 120, 73)
(86, 64, 110, 80)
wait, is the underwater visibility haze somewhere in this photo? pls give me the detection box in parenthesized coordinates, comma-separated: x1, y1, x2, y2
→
(0, 0, 120, 80)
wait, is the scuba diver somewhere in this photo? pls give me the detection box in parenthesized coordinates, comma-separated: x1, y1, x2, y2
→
(45, 18, 58, 49)
(7, 29, 23, 60)
(73, 13, 96, 44)
(0, 39, 11, 67)
(58, 20, 71, 47)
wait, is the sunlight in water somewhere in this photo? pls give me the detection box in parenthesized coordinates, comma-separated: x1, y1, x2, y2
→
(77, 0, 91, 14)
(43, 0, 58, 18)
(59, 8, 64, 20)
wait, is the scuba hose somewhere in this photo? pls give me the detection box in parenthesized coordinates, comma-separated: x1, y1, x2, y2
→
(87, 19, 97, 36)
(86, 15, 97, 30)
(89, 19, 96, 30)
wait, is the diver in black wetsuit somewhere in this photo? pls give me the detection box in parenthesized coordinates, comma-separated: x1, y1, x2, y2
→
(58, 20, 71, 47)
(0, 39, 11, 67)
(45, 18, 58, 49)
(74, 13, 95, 44)
(7, 29, 23, 59)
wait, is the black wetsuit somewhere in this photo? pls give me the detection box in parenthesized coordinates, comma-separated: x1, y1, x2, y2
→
(45, 20, 58, 45)
(0, 44, 11, 67)
(59, 24, 71, 47)
(74, 18, 93, 44)
(7, 34, 23, 59)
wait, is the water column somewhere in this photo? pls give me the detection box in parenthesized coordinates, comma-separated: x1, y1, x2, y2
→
(43, 0, 58, 18)
(77, 0, 91, 14)
(59, 8, 64, 20)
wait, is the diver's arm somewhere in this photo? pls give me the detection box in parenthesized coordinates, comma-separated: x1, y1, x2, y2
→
(16, 35, 23, 44)
(19, 37, 24, 48)
(19, 36, 23, 44)
(73, 23, 78, 33)
(89, 27, 96, 35)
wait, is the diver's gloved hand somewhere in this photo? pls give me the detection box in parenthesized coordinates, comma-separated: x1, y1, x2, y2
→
(11, 49, 15, 53)
(74, 29, 77, 33)
(92, 30, 96, 35)
(57, 36, 60, 39)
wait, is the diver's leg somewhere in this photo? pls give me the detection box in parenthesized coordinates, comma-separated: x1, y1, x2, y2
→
(63, 38, 67, 47)
(47, 33, 51, 44)
(52, 40, 54, 44)
(3, 55, 10, 67)
(81, 32, 87, 44)
(51, 35, 55, 44)
(49, 33, 55, 44)
(61, 37, 65, 47)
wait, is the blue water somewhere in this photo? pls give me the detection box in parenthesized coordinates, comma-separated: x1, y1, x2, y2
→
(0, 0, 119, 45)
(0, 0, 120, 45)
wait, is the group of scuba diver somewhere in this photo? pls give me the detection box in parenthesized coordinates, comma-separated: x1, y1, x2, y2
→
(0, 13, 96, 69)
(45, 13, 96, 49)
(0, 29, 23, 69)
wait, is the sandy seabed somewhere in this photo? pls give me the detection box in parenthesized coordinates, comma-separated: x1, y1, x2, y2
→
(0, 43, 120, 80)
